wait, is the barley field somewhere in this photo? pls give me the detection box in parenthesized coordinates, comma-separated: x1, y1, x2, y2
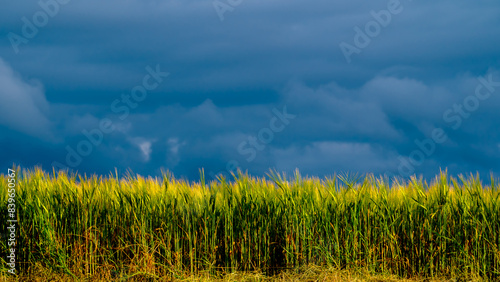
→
(1, 167, 499, 280)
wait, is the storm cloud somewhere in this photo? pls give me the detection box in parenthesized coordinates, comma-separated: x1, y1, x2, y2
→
(1, 0, 499, 180)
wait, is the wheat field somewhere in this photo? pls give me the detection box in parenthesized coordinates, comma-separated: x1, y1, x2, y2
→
(1, 167, 499, 280)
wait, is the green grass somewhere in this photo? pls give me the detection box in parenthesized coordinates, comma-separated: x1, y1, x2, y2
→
(1, 167, 499, 280)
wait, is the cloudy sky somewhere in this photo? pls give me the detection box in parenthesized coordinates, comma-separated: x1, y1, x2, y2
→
(1, 0, 500, 181)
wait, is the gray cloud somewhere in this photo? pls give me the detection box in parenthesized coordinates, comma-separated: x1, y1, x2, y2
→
(1, 0, 500, 180)
(0, 58, 53, 140)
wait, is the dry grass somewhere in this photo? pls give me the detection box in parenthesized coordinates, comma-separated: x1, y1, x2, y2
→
(0, 264, 486, 282)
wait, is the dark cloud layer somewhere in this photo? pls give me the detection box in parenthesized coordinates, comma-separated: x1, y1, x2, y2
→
(1, 0, 500, 181)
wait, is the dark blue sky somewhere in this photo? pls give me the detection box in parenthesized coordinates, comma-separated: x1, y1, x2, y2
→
(1, 0, 500, 181)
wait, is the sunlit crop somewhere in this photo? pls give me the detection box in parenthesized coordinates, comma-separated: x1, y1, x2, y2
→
(1, 167, 499, 280)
